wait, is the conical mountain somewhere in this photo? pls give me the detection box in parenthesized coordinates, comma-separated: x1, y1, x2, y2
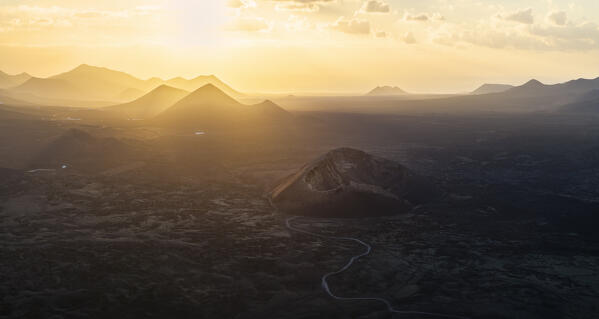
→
(105, 85, 189, 118)
(166, 75, 243, 98)
(268, 148, 436, 217)
(154, 84, 291, 130)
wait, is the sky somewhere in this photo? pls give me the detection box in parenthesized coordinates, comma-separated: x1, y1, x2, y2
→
(0, 0, 598, 93)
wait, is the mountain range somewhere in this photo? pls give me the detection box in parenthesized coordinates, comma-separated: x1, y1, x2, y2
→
(3, 64, 243, 107)
(153, 84, 293, 131)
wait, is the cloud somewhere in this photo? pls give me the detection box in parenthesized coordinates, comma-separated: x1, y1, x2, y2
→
(403, 13, 444, 22)
(361, 1, 390, 14)
(329, 16, 370, 35)
(402, 32, 416, 44)
(405, 14, 428, 22)
(271, 0, 334, 12)
(432, 17, 599, 51)
(275, 3, 320, 12)
(547, 11, 567, 26)
(226, 17, 270, 32)
(501, 8, 534, 24)
(227, 0, 256, 9)
(375, 31, 387, 38)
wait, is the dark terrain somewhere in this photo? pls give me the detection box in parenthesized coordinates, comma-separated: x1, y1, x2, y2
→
(1, 98, 599, 319)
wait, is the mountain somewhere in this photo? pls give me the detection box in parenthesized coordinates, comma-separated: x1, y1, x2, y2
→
(505, 79, 549, 96)
(5, 64, 245, 106)
(29, 128, 139, 171)
(560, 89, 599, 113)
(394, 76, 599, 113)
(50, 64, 159, 101)
(0, 71, 31, 89)
(105, 85, 189, 119)
(12, 77, 87, 100)
(154, 84, 291, 130)
(367, 86, 408, 96)
(116, 88, 146, 102)
(471, 84, 514, 95)
(268, 148, 436, 217)
(166, 75, 243, 98)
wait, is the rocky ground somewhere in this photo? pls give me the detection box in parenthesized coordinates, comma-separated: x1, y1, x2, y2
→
(1, 166, 598, 319)
(2, 112, 599, 318)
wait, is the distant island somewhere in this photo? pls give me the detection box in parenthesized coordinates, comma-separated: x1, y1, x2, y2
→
(367, 86, 408, 96)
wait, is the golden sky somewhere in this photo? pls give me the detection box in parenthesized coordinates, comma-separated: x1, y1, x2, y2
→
(1, 0, 599, 93)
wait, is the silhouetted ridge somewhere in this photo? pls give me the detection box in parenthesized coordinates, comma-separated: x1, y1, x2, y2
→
(183, 84, 239, 105)
(522, 79, 545, 88)
(105, 85, 189, 118)
(471, 84, 514, 95)
(268, 148, 436, 217)
(154, 86, 294, 130)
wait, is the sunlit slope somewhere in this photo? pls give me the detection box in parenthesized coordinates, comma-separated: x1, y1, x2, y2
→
(166, 75, 243, 99)
(154, 84, 292, 130)
(105, 85, 189, 118)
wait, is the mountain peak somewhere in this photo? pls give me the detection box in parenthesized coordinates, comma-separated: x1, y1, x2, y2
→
(522, 79, 545, 87)
(368, 86, 407, 96)
(73, 63, 99, 71)
(190, 83, 230, 98)
(169, 84, 240, 109)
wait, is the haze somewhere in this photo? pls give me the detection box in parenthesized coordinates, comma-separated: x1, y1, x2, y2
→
(2, 1, 599, 319)
(1, 0, 599, 93)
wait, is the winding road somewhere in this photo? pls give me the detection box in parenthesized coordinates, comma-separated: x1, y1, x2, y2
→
(285, 216, 469, 319)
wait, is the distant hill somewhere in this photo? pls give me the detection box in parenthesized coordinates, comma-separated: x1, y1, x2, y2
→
(560, 89, 599, 113)
(367, 86, 408, 96)
(505, 79, 548, 96)
(375, 76, 599, 113)
(166, 75, 243, 99)
(5, 64, 244, 106)
(0, 71, 31, 89)
(50, 64, 160, 101)
(105, 85, 189, 119)
(12, 77, 87, 100)
(154, 84, 292, 131)
(471, 84, 514, 95)
(29, 128, 142, 172)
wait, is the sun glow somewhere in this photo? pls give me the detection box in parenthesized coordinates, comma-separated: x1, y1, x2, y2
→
(0, 0, 598, 93)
